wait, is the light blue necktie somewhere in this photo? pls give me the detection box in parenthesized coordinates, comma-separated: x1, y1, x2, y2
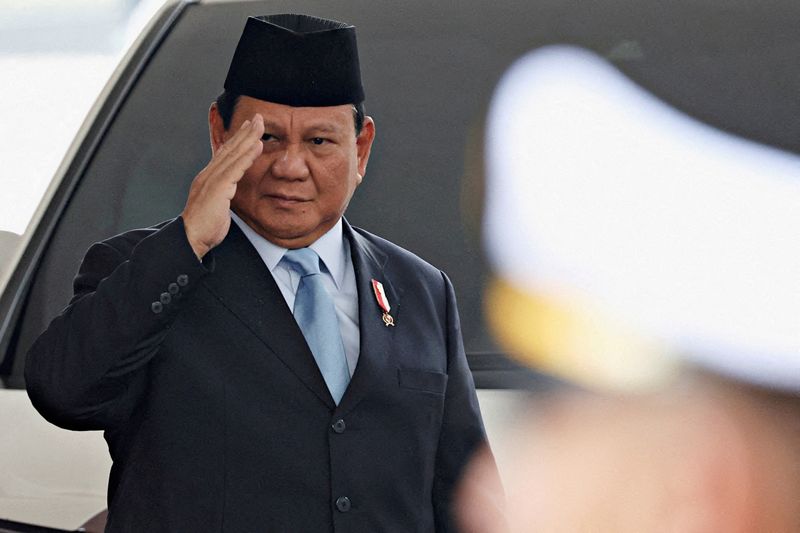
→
(282, 248, 350, 404)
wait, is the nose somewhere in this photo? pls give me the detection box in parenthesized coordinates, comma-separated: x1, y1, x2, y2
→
(271, 143, 310, 180)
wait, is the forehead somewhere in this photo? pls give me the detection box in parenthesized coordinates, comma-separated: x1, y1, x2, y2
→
(234, 95, 353, 130)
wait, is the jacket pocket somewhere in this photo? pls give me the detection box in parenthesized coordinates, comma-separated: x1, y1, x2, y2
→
(397, 367, 448, 394)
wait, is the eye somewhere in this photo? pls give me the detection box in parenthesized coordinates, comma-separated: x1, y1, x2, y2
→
(311, 137, 327, 146)
(261, 133, 276, 142)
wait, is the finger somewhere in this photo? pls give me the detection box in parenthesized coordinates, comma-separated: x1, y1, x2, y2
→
(228, 114, 263, 146)
(215, 117, 264, 169)
(218, 137, 263, 183)
(215, 119, 264, 179)
(202, 115, 265, 185)
(251, 113, 264, 133)
(211, 119, 253, 159)
(202, 120, 251, 179)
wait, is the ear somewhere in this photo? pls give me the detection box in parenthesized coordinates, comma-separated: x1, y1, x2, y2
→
(355, 116, 376, 182)
(208, 102, 227, 155)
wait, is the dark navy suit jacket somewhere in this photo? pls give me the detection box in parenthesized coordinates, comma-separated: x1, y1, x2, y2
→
(25, 217, 487, 532)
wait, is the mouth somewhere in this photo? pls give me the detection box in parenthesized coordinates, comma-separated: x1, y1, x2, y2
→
(265, 193, 310, 207)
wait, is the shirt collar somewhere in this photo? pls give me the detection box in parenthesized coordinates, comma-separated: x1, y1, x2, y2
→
(230, 211, 347, 289)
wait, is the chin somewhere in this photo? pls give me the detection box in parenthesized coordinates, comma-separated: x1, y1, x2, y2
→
(262, 222, 318, 245)
(249, 209, 304, 233)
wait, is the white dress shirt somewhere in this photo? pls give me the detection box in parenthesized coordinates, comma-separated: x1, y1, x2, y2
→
(230, 211, 360, 376)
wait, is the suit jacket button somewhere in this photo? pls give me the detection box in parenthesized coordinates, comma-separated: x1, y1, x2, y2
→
(335, 496, 351, 512)
(160, 292, 172, 305)
(177, 274, 189, 287)
(168, 282, 180, 295)
(151, 301, 163, 314)
(332, 419, 346, 434)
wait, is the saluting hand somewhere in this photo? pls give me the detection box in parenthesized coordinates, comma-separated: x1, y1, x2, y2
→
(181, 114, 265, 260)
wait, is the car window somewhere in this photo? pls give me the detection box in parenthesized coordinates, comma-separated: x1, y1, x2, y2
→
(4, 0, 799, 387)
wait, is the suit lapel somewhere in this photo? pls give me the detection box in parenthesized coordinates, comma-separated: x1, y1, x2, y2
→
(338, 221, 402, 414)
(202, 223, 335, 408)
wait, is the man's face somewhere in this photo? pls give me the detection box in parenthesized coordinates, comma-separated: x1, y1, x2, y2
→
(210, 96, 375, 248)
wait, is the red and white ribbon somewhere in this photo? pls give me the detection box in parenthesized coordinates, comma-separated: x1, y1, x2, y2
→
(371, 279, 395, 326)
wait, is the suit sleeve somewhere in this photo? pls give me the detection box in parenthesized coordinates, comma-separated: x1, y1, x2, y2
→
(24, 217, 211, 431)
(432, 272, 496, 531)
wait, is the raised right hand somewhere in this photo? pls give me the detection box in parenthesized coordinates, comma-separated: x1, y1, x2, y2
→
(181, 114, 265, 259)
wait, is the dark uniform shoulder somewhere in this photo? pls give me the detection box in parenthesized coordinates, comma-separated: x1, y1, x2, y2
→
(349, 224, 444, 281)
(99, 218, 176, 259)
(71, 218, 181, 300)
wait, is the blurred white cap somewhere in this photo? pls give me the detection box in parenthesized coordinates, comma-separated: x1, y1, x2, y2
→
(484, 45, 800, 392)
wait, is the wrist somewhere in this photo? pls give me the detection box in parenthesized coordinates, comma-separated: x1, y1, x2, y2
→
(178, 215, 209, 261)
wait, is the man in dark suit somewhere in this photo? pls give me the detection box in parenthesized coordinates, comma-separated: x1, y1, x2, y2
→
(25, 13, 496, 532)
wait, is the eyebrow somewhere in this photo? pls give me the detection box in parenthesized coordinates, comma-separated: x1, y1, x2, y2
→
(260, 120, 345, 136)
(305, 123, 343, 134)
(262, 120, 286, 134)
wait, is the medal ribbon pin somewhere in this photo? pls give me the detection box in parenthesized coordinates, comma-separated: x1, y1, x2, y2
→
(371, 279, 395, 327)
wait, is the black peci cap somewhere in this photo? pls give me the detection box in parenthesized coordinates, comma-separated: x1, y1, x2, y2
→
(224, 14, 365, 107)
